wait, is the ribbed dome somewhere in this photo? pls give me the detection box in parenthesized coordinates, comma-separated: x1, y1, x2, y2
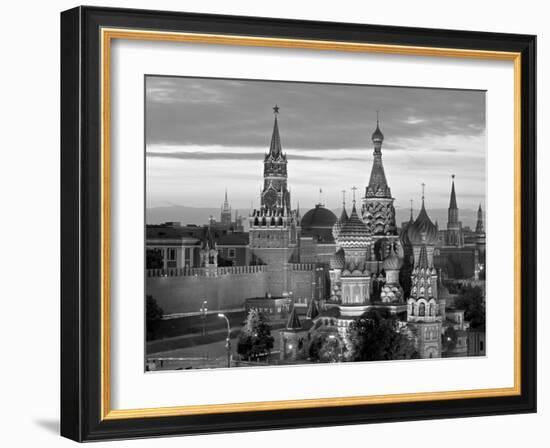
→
(332, 206, 348, 241)
(383, 245, 401, 271)
(301, 204, 337, 243)
(372, 123, 384, 142)
(337, 203, 371, 248)
(407, 202, 438, 245)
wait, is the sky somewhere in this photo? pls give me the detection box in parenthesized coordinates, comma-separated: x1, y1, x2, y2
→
(145, 76, 486, 215)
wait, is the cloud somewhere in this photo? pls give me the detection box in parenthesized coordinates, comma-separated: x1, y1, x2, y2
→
(146, 150, 365, 162)
(145, 76, 486, 151)
(145, 76, 486, 210)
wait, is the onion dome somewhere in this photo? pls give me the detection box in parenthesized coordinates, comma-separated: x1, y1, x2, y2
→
(380, 283, 403, 303)
(329, 248, 345, 270)
(372, 121, 384, 143)
(337, 203, 371, 248)
(407, 199, 438, 246)
(301, 204, 337, 243)
(343, 260, 370, 277)
(383, 245, 402, 271)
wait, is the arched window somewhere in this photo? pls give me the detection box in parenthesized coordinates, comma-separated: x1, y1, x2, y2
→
(410, 303, 415, 316)
(429, 303, 435, 316)
(419, 302, 426, 317)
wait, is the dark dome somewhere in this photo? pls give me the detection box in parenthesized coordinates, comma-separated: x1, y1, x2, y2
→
(301, 204, 337, 229)
(301, 204, 337, 243)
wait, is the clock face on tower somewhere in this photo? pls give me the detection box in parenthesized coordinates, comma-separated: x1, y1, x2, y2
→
(264, 189, 278, 208)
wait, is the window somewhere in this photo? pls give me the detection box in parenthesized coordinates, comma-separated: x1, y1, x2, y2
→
(480, 340, 484, 351)
(228, 248, 236, 258)
(419, 302, 426, 317)
(168, 248, 176, 261)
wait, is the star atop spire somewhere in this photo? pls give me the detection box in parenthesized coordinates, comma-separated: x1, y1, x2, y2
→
(267, 105, 282, 157)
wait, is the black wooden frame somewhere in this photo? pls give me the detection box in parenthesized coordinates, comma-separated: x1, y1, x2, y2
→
(60, 6, 537, 442)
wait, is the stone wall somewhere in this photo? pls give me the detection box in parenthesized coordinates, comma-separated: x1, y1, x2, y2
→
(146, 263, 318, 316)
(147, 267, 269, 316)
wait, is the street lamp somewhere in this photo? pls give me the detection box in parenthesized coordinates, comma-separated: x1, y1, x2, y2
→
(218, 313, 231, 368)
(200, 300, 208, 336)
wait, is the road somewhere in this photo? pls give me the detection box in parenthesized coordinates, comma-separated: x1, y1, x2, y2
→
(147, 329, 285, 370)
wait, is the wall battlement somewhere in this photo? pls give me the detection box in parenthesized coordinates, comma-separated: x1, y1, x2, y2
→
(147, 265, 268, 278)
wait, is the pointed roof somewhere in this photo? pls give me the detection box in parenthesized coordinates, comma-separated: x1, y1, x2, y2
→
(268, 106, 282, 158)
(340, 205, 349, 223)
(286, 306, 302, 330)
(306, 299, 319, 320)
(449, 175, 458, 209)
(222, 189, 230, 212)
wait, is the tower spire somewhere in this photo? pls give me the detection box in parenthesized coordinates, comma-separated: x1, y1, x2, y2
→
(449, 174, 458, 209)
(268, 105, 282, 157)
(476, 203, 484, 234)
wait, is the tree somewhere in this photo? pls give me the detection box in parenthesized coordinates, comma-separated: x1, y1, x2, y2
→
(442, 326, 457, 352)
(237, 309, 274, 361)
(348, 309, 418, 361)
(454, 285, 485, 329)
(309, 334, 345, 363)
(146, 295, 164, 340)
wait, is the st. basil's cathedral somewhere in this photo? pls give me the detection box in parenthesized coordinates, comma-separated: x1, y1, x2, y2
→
(247, 106, 485, 360)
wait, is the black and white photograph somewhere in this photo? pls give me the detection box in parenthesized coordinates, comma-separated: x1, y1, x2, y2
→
(144, 76, 487, 371)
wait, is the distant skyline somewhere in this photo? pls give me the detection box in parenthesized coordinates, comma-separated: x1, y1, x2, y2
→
(146, 76, 486, 213)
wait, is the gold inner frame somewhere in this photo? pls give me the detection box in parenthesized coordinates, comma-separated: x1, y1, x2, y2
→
(100, 28, 522, 420)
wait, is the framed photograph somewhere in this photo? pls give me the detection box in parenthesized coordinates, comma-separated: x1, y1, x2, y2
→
(60, 6, 536, 441)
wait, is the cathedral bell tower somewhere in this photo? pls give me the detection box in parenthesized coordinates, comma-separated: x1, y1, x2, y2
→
(362, 113, 398, 259)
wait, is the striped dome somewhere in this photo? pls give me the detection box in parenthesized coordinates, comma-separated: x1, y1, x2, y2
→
(337, 203, 371, 248)
(332, 206, 349, 241)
